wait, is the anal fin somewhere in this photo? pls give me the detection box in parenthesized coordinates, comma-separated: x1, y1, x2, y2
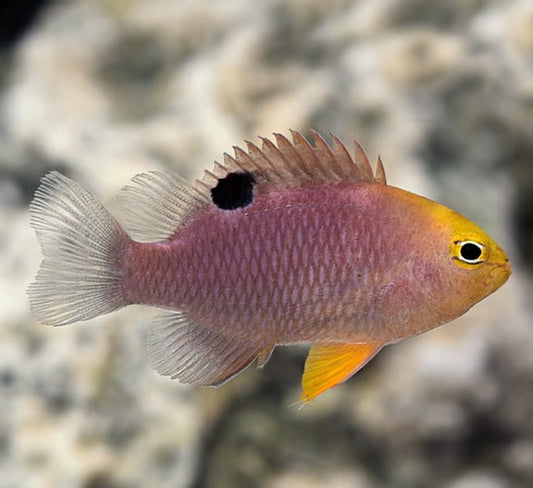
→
(257, 346, 275, 368)
(146, 311, 264, 386)
(300, 343, 382, 403)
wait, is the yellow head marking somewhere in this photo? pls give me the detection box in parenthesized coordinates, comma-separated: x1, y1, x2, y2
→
(445, 212, 509, 282)
(419, 193, 509, 276)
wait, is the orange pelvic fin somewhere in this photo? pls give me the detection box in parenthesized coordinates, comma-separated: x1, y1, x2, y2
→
(300, 342, 382, 403)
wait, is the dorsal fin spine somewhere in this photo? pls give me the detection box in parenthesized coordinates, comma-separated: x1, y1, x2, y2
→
(196, 179, 212, 192)
(233, 145, 254, 163)
(330, 133, 356, 180)
(245, 140, 284, 179)
(298, 130, 335, 179)
(375, 156, 387, 184)
(215, 160, 230, 177)
(274, 133, 316, 179)
(203, 169, 219, 184)
(289, 130, 330, 179)
(352, 139, 374, 183)
(259, 136, 300, 179)
(309, 130, 343, 181)
(223, 153, 247, 173)
(232, 146, 258, 176)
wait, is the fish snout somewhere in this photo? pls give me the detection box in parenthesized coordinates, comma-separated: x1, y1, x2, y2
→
(488, 256, 511, 285)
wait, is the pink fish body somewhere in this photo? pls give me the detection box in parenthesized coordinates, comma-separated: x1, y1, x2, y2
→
(28, 131, 510, 401)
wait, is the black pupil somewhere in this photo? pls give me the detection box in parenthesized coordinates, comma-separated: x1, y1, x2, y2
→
(460, 242, 482, 261)
(211, 171, 256, 210)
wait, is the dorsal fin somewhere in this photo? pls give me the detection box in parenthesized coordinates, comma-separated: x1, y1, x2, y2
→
(199, 131, 386, 190)
(118, 170, 210, 242)
(119, 132, 386, 242)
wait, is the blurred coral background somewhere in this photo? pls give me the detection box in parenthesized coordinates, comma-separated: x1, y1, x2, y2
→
(0, 1, 532, 487)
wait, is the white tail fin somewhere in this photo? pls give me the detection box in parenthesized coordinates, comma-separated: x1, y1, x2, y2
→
(28, 172, 129, 326)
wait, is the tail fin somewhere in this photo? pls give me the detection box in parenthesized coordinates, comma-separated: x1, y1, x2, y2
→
(28, 171, 129, 326)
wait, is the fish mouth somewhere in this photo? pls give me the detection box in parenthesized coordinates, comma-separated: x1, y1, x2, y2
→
(488, 258, 511, 284)
(486, 242, 511, 284)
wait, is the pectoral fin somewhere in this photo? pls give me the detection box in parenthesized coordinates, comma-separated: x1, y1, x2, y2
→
(300, 343, 382, 403)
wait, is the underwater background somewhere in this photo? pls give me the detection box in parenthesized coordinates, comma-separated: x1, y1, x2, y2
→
(0, 0, 532, 487)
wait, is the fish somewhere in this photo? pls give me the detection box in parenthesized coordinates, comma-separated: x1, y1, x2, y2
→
(27, 131, 511, 403)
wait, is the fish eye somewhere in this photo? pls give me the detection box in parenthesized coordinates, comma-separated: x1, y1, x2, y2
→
(452, 240, 486, 266)
(460, 242, 483, 261)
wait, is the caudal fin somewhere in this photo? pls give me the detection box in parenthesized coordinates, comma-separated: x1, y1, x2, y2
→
(28, 171, 129, 326)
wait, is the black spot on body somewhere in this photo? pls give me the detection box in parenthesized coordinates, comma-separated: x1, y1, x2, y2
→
(211, 171, 256, 210)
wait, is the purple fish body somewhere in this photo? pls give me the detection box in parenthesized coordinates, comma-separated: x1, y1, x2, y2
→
(28, 131, 510, 401)
(124, 183, 438, 344)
